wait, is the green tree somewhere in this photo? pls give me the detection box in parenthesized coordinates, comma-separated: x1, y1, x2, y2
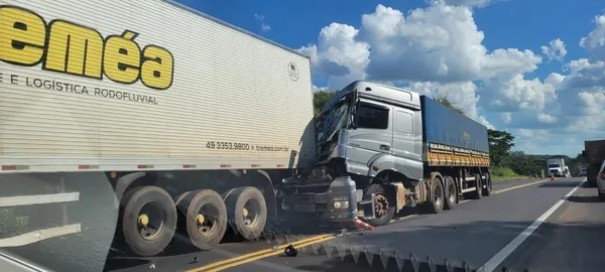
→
(435, 96, 465, 116)
(488, 129, 515, 166)
(313, 91, 335, 117)
(502, 151, 544, 176)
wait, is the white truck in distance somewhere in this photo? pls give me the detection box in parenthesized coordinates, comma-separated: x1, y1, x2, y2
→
(546, 157, 570, 177)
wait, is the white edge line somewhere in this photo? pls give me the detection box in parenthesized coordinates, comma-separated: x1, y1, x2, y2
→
(0, 224, 81, 247)
(0, 192, 80, 208)
(478, 179, 585, 272)
(492, 179, 550, 195)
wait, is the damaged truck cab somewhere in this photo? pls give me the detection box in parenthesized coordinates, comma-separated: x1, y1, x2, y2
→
(282, 81, 491, 226)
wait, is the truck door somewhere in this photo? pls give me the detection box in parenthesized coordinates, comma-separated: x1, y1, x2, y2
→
(346, 100, 393, 175)
(391, 108, 423, 179)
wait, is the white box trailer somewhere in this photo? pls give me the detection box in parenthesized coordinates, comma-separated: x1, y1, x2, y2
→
(0, 0, 316, 269)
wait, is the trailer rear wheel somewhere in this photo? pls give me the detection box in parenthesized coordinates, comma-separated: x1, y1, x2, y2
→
(426, 177, 445, 213)
(482, 173, 492, 196)
(363, 184, 395, 226)
(224, 187, 267, 240)
(178, 190, 228, 250)
(122, 186, 177, 257)
(444, 176, 457, 210)
(471, 174, 483, 199)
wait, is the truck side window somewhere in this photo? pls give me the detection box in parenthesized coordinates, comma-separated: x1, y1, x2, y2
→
(357, 102, 389, 129)
(396, 111, 413, 134)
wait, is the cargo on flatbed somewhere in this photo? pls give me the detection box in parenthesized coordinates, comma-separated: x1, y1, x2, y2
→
(421, 96, 490, 167)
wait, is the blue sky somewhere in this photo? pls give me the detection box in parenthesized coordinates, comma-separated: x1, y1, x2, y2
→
(175, 0, 605, 157)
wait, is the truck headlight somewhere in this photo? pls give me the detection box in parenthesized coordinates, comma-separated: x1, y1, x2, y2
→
(333, 201, 349, 209)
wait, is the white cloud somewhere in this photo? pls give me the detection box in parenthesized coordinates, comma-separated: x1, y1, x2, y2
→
(580, 14, 605, 61)
(299, 5, 605, 156)
(360, 4, 487, 82)
(478, 115, 495, 129)
(254, 13, 271, 32)
(303, 4, 541, 88)
(410, 81, 480, 119)
(312, 85, 330, 93)
(481, 48, 542, 77)
(562, 59, 605, 88)
(515, 128, 550, 140)
(541, 38, 567, 62)
(481, 74, 556, 112)
(537, 113, 557, 124)
(428, 0, 496, 8)
(298, 23, 370, 89)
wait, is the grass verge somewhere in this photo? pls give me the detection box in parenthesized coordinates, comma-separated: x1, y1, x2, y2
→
(491, 166, 527, 182)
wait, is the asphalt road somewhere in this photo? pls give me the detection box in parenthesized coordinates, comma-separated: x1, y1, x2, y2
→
(105, 177, 603, 272)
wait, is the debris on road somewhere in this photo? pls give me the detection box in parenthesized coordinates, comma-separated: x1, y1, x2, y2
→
(284, 244, 298, 257)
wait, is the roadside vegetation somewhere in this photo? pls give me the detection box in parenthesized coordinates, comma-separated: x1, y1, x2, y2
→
(312, 91, 582, 181)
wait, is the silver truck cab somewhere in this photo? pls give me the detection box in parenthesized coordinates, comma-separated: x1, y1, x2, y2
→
(282, 81, 425, 222)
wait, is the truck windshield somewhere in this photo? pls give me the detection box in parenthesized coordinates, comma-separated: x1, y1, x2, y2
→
(315, 95, 352, 144)
(548, 164, 560, 168)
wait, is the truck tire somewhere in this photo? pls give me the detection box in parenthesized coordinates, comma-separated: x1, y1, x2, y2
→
(363, 184, 395, 226)
(122, 186, 177, 257)
(482, 172, 492, 196)
(426, 177, 445, 213)
(599, 191, 605, 201)
(224, 187, 267, 240)
(471, 174, 482, 199)
(444, 176, 457, 210)
(177, 190, 228, 251)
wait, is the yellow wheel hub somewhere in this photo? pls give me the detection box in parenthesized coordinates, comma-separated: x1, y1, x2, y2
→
(196, 214, 205, 225)
(242, 208, 249, 217)
(138, 214, 149, 227)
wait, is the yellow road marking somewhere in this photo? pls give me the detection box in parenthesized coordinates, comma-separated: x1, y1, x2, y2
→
(204, 235, 336, 272)
(189, 179, 553, 271)
(187, 234, 333, 272)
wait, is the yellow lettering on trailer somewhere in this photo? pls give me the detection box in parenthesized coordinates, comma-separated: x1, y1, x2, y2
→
(104, 31, 141, 84)
(45, 20, 104, 78)
(0, 7, 46, 65)
(0, 5, 174, 90)
(141, 46, 174, 90)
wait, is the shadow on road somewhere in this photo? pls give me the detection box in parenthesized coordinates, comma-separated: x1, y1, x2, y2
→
(538, 181, 580, 188)
(567, 195, 602, 203)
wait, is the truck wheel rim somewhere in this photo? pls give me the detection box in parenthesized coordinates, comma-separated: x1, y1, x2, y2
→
(242, 199, 260, 228)
(196, 204, 219, 237)
(137, 202, 165, 241)
(374, 194, 389, 217)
